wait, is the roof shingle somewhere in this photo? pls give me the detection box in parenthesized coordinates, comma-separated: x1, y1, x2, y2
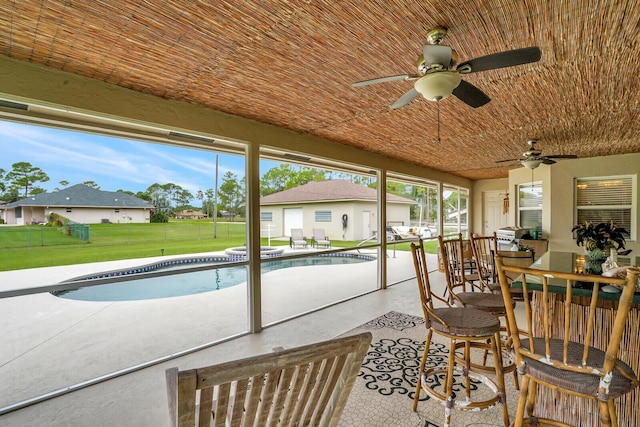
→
(260, 180, 415, 205)
(2, 184, 153, 209)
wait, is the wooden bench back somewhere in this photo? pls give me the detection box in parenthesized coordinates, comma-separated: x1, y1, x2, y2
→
(166, 332, 372, 427)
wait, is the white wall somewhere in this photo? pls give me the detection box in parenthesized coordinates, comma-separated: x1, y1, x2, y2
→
(509, 153, 640, 255)
(471, 178, 508, 234)
(259, 201, 411, 241)
(48, 207, 150, 224)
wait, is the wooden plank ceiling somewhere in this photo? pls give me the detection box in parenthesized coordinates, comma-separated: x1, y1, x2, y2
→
(0, 1, 638, 180)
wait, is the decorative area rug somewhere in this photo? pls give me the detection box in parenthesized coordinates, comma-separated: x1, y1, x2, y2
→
(338, 311, 518, 427)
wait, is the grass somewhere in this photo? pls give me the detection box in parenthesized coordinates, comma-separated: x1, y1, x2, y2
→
(0, 222, 438, 271)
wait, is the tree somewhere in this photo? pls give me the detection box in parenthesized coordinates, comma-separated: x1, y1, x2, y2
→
(5, 162, 50, 198)
(203, 188, 216, 218)
(149, 188, 172, 215)
(219, 172, 245, 220)
(0, 168, 5, 194)
(174, 187, 194, 210)
(260, 164, 327, 196)
(82, 180, 100, 189)
(59, 180, 69, 188)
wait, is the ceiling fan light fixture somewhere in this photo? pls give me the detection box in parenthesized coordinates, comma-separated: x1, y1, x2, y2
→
(414, 72, 461, 101)
(522, 158, 543, 169)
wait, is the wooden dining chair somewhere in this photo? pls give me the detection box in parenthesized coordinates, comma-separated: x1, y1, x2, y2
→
(166, 332, 372, 427)
(495, 255, 640, 427)
(411, 238, 510, 427)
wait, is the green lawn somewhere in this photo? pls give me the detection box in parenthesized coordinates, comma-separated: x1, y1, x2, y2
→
(0, 222, 437, 271)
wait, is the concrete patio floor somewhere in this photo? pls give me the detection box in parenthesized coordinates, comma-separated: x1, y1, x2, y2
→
(1, 247, 429, 426)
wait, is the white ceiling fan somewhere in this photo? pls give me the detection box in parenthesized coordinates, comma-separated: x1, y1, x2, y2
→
(495, 140, 577, 169)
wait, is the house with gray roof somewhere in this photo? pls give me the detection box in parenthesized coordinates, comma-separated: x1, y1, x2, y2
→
(0, 184, 154, 225)
(260, 180, 416, 241)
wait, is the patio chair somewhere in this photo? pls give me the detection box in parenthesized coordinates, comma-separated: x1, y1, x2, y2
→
(311, 228, 331, 249)
(166, 332, 372, 427)
(410, 238, 510, 427)
(289, 228, 308, 249)
(495, 255, 640, 427)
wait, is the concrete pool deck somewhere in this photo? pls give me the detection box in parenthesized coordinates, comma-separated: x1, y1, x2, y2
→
(0, 246, 421, 417)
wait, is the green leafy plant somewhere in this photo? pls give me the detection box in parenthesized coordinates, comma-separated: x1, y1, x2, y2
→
(571, 221, 629, 251)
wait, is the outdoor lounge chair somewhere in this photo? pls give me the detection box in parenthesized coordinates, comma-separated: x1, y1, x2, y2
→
(311, 228, 331, 248)
(166, 332, 372, 427)
(289, 228, 308, 249)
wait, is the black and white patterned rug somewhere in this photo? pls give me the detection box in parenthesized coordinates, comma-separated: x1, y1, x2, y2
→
(338, 311, 515, 427)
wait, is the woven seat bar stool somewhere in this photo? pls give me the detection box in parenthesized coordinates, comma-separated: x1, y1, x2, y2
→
(495, 254, 640, 427)
(469, 232, 500, 293)
(439, 234, 519, 390)
(411, 239, 510, 427)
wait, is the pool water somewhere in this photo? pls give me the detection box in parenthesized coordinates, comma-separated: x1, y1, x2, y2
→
(53, 254, 374, 301)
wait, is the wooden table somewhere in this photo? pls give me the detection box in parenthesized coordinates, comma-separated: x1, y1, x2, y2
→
(514, 251, 640, 426)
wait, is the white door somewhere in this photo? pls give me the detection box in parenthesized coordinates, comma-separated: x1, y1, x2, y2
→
(483, 191, 509, 234)
(283, 208, 303, 236)
(361, 211, 371, 239)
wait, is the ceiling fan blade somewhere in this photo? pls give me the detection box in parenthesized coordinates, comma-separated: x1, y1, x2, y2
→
(352, 74, 419, 87)
(423, 44, 452, 67)
(544, 154, 578, 159)
(457, 46, 541, 73)
(452, 79, 491, 108)
(390, 88, 419, 109)
(495, 158, 523, 163)
(542, 158, 556, 165)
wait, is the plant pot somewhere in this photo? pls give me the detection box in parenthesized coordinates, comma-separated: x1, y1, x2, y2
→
(584, 248, 607, 275)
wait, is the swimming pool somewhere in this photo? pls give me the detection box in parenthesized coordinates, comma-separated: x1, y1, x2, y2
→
(53, 253, 375, 301)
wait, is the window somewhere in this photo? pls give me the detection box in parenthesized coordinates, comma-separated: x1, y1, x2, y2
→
(260, 211, 273, 221)
(115, 208, 120, 213)
(442, 186, 469, 237)
(518, 182, 542, 232)
(576, 176, 633, 233)
(314, 210, 331, 222)
(66, 208, 72, 213)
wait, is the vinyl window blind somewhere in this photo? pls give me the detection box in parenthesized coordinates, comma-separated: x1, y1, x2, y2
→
(576, 177, 633, 232)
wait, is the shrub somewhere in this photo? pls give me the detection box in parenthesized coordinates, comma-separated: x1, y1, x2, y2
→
(150, 212, 169, 223)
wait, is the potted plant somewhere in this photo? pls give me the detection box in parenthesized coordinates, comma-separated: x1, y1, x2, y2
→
(571, 221, 630, 274)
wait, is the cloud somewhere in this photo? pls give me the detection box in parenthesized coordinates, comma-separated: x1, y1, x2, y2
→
(0, 121, 252, 200)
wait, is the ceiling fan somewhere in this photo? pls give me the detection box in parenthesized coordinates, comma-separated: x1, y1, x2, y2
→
(495, 140, 578, 169)
(352, 27, 541, 109)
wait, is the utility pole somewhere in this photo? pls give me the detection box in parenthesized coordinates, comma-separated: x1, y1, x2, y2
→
(213, 154, 219, 238)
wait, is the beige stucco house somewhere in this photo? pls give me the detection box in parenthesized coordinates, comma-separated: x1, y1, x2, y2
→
(0, 184, 153, 225)
(175, 209, 206, 219)
(260, 180, 416, 241)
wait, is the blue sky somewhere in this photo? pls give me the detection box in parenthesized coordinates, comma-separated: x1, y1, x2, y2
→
(0, 121, 279, 203)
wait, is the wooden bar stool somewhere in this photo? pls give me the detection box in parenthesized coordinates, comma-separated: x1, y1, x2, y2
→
(411, 239, 510, 427)
(495, 255, 640, 427)
(440, 234, 520, 391)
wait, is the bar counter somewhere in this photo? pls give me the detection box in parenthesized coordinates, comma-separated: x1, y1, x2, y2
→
(513, 251, 639, 426)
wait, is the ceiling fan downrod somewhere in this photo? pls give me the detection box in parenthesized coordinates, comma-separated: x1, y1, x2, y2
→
(436, 97, 441, 143)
